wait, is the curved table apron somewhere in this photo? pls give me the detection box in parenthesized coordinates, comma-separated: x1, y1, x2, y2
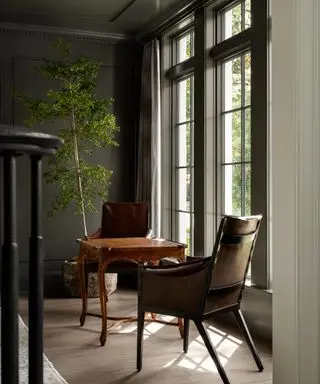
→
(77, 237, 186, 346)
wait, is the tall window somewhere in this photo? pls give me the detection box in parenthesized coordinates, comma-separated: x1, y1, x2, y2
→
(221, 51, 251, 216)
(170, 28, 195, 256)
(161, 24, 195, 256)
(213, 0, 268, 286)
(173, 75, 194, 255)
(161, 1, 268, 287)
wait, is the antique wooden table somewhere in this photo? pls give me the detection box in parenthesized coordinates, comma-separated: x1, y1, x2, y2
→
(77, 237, 186, 346)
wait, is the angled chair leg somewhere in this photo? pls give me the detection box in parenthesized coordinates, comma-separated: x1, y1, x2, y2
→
(195, 321, 231, 384)
(183, 318, 190, 353)
(137, 311, 145, 372)
(233, 309, 264, 372)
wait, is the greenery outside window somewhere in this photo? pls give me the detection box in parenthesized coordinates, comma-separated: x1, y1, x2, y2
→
(220, 51, 251, 216)
(174, 30, 194, 64)
(173, 75, 194, 255)
(160, 0, 268, 288)
(219, 0, 251, 41)
(213, 0, 268, 287)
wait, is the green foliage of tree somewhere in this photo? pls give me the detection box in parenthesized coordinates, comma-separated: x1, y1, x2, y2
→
(14, 39, 120, 237)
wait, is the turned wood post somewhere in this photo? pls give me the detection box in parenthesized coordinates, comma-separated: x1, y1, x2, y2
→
(0, 125, 62, 384)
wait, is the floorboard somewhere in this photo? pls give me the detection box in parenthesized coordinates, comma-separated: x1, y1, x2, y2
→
(19, 288, 272, 384)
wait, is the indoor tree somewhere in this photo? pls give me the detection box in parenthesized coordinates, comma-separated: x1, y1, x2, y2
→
(15, 39, 119, 238)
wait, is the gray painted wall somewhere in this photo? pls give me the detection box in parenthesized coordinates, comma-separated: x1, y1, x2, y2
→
(0, 27, 141, 296)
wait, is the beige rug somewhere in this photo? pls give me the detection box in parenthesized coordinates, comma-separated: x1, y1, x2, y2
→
(0, 314, 68, 383)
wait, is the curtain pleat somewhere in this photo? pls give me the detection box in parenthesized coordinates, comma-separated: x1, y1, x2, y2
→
(135, 39, 161, 237)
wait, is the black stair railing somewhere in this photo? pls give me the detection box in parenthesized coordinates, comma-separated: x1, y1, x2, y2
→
(0, 125, 63, 384)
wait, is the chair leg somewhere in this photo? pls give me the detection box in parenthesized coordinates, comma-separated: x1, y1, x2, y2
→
(233, 309, 264, 372)
(195, 321, 231, 384)
(183, 318, 190, 353)
(137, 311, 145, 372)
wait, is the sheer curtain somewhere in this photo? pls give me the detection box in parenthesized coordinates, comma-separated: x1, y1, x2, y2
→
(135, 39, 161, 237)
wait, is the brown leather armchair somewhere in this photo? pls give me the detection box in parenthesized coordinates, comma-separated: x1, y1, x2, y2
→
(84, 201, 153, 277)
(137, 214, 263, 384)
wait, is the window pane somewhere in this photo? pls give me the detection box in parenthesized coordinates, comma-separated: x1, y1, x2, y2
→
(177, 77, 193, 123)
(177, 212, 192, 255)
(245, 0, 251, 29)
(176, 31, 193, 64)
(221, 1, 251, 41)
(176, 168, 192, 211)
(245, 164, 251, 215)
(223, 164, 242, 215)
(176, 123, 192, 167)
(223, 2, 242, 40)
(245, 52, 251, 106)
(223, 111, 242, 163)
(223, 56, 242, 111)
(245, 108, 251, 161)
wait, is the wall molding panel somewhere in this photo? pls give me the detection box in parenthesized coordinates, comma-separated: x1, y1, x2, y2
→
(0, 23, 140, 295)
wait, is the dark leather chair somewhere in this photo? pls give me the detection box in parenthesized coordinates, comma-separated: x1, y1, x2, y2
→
(137, 214, 263, 384)
(84, 201, 152, 277)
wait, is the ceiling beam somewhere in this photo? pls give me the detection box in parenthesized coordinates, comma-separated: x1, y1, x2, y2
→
(109, 0, 138, 22)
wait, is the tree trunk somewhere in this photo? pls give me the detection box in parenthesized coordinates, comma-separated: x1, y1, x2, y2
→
(71, 109, 88, 238)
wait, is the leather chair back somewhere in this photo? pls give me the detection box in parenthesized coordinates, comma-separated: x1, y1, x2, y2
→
(101, 202, 149, 238)
(210, 215, 262, 291)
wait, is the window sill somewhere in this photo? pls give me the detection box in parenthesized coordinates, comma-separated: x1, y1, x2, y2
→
(245, 279, 273, 297)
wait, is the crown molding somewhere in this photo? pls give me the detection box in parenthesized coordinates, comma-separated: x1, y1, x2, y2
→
(0, 22, 131, 44)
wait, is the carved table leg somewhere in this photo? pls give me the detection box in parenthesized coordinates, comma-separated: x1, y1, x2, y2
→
(178, 318, 184, 338)
(78, 257, 87, 327)
(99, 261, 108, 346)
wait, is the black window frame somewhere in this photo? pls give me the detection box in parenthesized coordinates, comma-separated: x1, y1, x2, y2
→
(211, 0, 269, 288)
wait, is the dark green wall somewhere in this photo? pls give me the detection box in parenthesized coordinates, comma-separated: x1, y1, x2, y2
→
(0, 26, 141, 296)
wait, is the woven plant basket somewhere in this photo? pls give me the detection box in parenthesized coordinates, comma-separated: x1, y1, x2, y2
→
(63, 259, 117, 298)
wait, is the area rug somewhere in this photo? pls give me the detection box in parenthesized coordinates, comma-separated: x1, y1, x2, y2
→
(0, 314, 68, 384)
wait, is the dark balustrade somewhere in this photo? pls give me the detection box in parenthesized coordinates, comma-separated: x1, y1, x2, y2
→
(0, 125, 63, 384)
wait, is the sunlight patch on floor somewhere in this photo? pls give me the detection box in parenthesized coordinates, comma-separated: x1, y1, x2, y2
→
(107, 313, 243, 373)
(163, 326, 242, 373)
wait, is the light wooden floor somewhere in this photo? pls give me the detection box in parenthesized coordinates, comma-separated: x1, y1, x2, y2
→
(19, 289, 272, 384)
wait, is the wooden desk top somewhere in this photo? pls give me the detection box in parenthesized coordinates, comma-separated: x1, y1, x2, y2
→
(80, 237, 187, 252)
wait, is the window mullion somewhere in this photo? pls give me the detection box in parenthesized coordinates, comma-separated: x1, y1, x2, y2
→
(241, 0, 245, 31)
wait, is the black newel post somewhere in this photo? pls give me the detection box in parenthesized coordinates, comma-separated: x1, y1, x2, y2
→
(0, 125, 63, 384)
(2, 154, 19, 384)
(29, 155, 44, 384)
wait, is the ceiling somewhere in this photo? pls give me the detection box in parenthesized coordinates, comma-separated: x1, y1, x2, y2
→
(0, 0, 187, 36)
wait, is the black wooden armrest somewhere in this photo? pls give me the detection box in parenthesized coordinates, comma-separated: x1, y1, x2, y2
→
(141, 257, 211, 275)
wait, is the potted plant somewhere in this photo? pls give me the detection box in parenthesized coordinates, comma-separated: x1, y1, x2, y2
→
(15, 39, 119, 297)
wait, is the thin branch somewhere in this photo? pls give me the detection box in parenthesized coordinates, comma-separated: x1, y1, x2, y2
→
(71, 108, 88, 238)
